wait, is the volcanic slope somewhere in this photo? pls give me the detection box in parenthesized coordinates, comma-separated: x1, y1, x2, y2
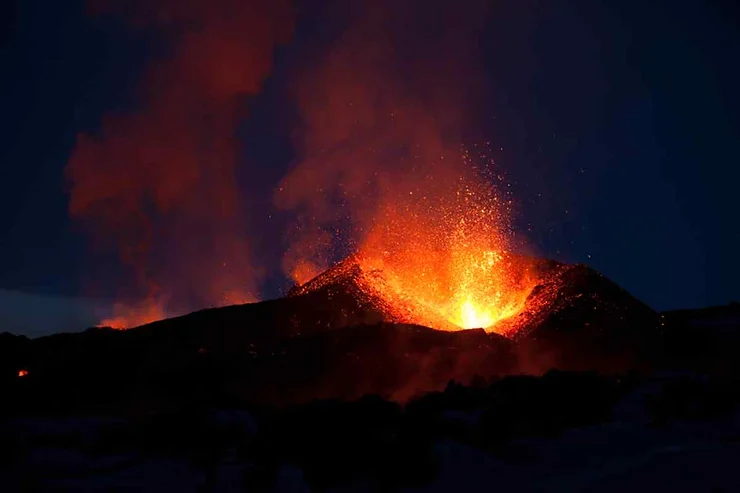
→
(0, 256, 666, 414)
(291, 255, 662, 373)
(288, 253, 563, 333)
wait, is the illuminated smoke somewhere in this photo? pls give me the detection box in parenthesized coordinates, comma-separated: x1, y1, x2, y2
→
(275, 1, 539, 332)
(68, 0, 294, 327)
(277, 0, 493, 277)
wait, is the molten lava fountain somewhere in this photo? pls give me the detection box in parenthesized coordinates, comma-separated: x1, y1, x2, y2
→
(305, 171, 542, 337)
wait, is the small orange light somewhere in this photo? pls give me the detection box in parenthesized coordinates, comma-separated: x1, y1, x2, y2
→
(18, 370, 28, 377)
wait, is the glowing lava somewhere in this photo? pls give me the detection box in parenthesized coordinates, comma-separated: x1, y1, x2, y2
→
(288, 156, 542, 336)
(354, 245, 538, 334)
(341, 169, 541, 335)
(18, 370, 28, 377)
(458, 300, 495, 329)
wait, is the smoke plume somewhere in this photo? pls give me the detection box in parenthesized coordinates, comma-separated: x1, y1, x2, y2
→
(67, 0, 294, 327)
(276, 0, 495, 284)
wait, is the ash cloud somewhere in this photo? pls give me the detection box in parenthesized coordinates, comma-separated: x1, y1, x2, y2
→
(67, 0, 294, 325)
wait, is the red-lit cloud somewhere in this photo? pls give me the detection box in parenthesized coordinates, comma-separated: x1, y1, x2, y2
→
(68, 0, 294, 327)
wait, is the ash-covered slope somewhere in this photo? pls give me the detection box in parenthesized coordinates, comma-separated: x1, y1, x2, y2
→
(0, 257, 684, 415)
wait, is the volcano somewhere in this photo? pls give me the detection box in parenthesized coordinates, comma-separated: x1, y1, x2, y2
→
(0, 256, 669, 415)
(288, 255, 662, 374)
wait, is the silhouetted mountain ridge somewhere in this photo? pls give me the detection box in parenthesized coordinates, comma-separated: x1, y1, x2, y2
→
(1, 258, 738, 416)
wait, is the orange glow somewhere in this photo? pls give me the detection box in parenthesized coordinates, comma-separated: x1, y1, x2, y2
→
(98, 289, 256, 329)
(219, 290, 259, 306)
(352, 185, 540, 334)
(70, 0, 294, 330)
(99, 301, 166, 330)
(460, 301, 496, 330)
(290, 259, 326, 287)
(355, 251, 537, 333)
(290, 168, 543, 336)
(18, 370, 28, 377)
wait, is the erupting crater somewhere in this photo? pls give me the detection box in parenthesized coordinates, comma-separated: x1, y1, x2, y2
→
(290, 174, 552, 335)
(291, 247, 550, 337)
(358, 248, 541, 333)
(288, 178, 553, 336)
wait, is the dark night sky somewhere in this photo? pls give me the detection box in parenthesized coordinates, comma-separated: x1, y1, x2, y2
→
(1, 0, 739, 335)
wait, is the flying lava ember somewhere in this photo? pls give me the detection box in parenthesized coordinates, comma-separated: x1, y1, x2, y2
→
(353, 150, 541, 334)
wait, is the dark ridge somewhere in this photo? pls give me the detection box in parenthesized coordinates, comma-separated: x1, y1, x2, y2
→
(1, 259, 737, 417)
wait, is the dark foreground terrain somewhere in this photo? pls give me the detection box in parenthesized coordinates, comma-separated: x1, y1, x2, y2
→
(1, 261, 739, 490)
(2, 371, 740, 491)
